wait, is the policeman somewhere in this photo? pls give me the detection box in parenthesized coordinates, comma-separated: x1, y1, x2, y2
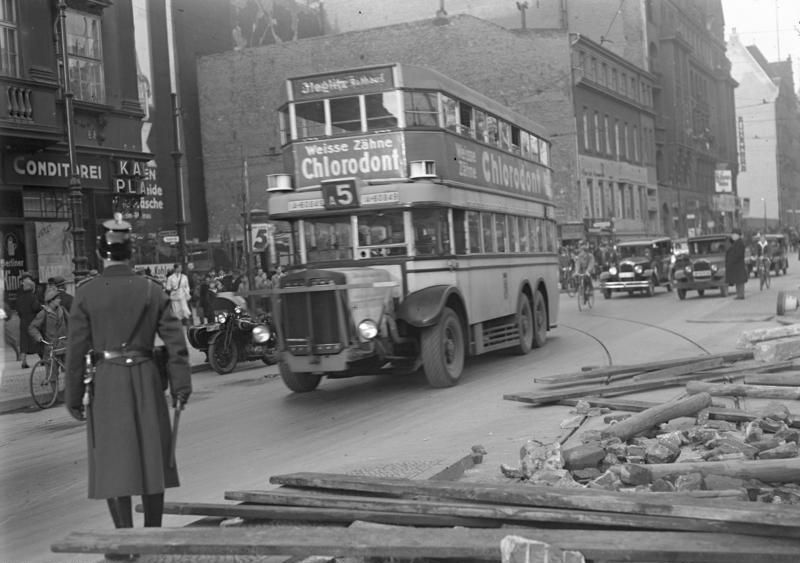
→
(65, 214, 191, 542)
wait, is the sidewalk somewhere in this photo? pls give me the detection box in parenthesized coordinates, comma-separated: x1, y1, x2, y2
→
(0, 334, 210, 415)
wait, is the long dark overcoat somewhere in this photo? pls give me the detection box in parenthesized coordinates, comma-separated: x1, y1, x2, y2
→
(65, 264, 192, 499)
(16, 289, 40, 354)
(725, 237, 748, 285)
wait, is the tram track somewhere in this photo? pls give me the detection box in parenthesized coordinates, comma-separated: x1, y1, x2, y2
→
(560, 312, 711, 366)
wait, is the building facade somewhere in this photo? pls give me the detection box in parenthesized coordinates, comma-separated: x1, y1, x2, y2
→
(1, 0, 151, 302)
(728, 34, 800, 234)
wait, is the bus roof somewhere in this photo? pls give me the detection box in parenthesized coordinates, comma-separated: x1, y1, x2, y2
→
(284, 62, 551, 140)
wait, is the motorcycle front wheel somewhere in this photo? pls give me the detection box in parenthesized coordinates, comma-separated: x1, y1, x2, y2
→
(208, 334, 238, 374)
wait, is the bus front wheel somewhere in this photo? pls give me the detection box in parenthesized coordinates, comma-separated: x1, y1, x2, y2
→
(279, 361, 321, 393)
(421, 307, 465, 388)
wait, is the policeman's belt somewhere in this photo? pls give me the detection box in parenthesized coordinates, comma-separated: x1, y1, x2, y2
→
(92, 349, 153, 365)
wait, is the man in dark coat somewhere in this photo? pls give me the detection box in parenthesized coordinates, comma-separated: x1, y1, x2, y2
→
(725, 228, 747, 300)
(65, 214, 192, 541)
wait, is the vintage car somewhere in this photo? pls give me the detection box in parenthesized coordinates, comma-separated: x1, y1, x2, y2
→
(672, 234, 730, 300)
(599, 237, 673, 298)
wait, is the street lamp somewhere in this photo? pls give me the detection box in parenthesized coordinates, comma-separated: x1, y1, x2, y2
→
(56, 0, 87, 278)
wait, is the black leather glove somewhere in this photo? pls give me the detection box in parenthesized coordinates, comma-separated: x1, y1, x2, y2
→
(67, 405, 86, 422)
(172, 391, 190, 408)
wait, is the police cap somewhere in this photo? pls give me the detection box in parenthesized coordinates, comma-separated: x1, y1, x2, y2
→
(97, 213, 133, 260)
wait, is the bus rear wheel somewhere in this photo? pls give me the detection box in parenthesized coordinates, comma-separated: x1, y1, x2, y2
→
(421, 307, 465, 388)
(279, 361, 321, 393)
(532, 290, 547, 349)
(513, 294, 534, 355)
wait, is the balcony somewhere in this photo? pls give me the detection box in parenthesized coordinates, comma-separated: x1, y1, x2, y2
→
(1, 77, 63, 147)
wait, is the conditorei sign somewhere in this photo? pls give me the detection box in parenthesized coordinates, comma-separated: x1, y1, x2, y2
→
(4, 153, 108, 189)
(291, 66, 394, 101)
(293, 132, 406, 189)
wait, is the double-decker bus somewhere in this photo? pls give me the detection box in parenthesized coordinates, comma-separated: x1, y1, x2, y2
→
(263, 63, 559, 392)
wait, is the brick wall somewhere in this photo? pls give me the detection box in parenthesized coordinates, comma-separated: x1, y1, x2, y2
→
(198, 14, 578, 238)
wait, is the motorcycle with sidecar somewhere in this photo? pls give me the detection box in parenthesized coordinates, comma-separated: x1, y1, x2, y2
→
(187, 292, 277, 374)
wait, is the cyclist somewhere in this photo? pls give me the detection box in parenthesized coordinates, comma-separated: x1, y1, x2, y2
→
(574, 242, 596, 297)
(755, 232, 771, 277)
(28, 287, 68, 361)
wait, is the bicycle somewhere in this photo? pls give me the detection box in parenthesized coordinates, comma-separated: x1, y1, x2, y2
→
(29, 336, 66, 409)
(757, 256, 771, 291)
(577, 273, 595, 311)
(565, 272, 579, 297)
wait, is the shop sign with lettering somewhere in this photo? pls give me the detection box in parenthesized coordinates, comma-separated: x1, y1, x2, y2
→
(291, 66, 394, 101)
(0, 225, 26, 306)
(4, 153, 109, 189)
(294, 132, 406, 189)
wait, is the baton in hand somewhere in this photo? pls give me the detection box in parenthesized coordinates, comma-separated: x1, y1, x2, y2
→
(169, 401, 184, 468)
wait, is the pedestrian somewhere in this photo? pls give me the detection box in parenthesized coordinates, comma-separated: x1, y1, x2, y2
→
(254, 267, 268, 289)
(726, 228, 747, 300)
(16, 272, 40, 369)
(64, 215, 191, 548)
(28, 286, 69, 357)
(50, 275, 73, 313)
(165, 263, 192, 327)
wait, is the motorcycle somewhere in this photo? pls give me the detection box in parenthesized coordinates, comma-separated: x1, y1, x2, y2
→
(187, 292, 278, 374)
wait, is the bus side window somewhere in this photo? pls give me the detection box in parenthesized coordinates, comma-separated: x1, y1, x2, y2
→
(365, 92, 400, 131)
(459, 102, 474, 137)
(530, 135, 541, 162)
(467, 211, 481, 254)
(486, 115, 499, 146)
(295, 101, 326, 139)
(330, 96, 362, 134)
(518, 217, 530, 252)
(495, 214, 507, 253)
(540, 140, 550, 166)
(510, 126, 521, 155)
(453, 209, 467, 254)
(412, 208, 449, 256)
(404, 91, 438, 127)
(442, 95, 459, 132)
(520, 131, 531, 159)
(482, 213, 494, 253)
(499, 121, 511, 152)
(475, 110, 487, 143)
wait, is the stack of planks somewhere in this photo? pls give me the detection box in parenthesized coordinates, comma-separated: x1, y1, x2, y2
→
(52, 471, 800, 561)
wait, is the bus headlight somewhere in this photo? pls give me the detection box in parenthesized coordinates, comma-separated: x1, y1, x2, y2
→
(358, 319, 379, 340)
(252, 324, 271, 343)
(634, 265, 643, 274)
(609, 266, 617, 275)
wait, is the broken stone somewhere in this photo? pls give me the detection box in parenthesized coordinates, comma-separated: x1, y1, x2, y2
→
(744, 421, 764, 443)
(626, 444, 647, 458)
(758, 417, 787, 433)
(658, 419, 696, 435)
(674, 447, 706, 464)
(587, 470, 622, 491)
(626, 455, 645, 464)
(774, 428, 800, 444)
(528, 469, 580, 488)
(600, 452, 621, 471)
(704, 437, 758, 459)
(571, 467, 602, 481)
(573, 399, 592, 414)
(520, 440, 563, 478)
(603, 413, 631, 424)
(758, 442, 799, 460)
(706, 452, 747, 462)
(562, 443, 605, 470)
(616, 463, 651, 486)
(749, 438, 783, 452)
(674, 472, 704, 492)
(500, 463, 524, 480)
(657, 431, 683, 453)
(756, 401, 791, 421)
(579, 429, 604, 443)
(650, 478, 676, 492)
(703, 474, 750, 491)
(560, 414, 587, 429)
(645, 442, 679, 464)
(603, 439, 628, 460)
(702, 420, 737, 432)
(686, 427, 721, 444)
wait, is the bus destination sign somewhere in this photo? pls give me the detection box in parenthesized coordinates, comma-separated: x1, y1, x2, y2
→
(447, 139, 552, 199)
(292, 66, 395, 101)
(294, 132, 406, 189)
(321, 179, 360, 210)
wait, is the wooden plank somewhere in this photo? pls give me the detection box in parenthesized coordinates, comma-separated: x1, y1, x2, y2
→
(686, 382, 800, 400)
(268, 473, 800, 530)
(600, 393, 713, 441)
(744, 373, 800, 386)
(505, 372, 729, 406)
(156, 501, 499, 528)
(639, 457, 800, 483)
(705, 406, 800, 428)
(222, 490, 782, 536)
(534, 352, 752, 385)
(556, 397, 659, 412)
(632, 358, 725, 381)
(51, 526, 800, 562)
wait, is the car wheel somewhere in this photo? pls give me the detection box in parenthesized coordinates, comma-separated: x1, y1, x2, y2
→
(279, 361, 321, 393)
(645, 277, 655, 297)
(720, 284, 729, 297)
(603, 289, 611, 299)
(698, 290, 705, 297)
(677, 288, 686, 300)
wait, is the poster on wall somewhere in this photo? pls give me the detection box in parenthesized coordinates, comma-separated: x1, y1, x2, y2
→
(35, 222, 73, 283)
(1, 225, 26, 307)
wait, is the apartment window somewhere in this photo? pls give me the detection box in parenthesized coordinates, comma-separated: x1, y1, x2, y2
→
(621, 73, 627, 96)
(604, 115, 611, 156)
(611, 69, 618, 91)
(623, 123, 630, 160)
(582, 108, 590, 151)
(614, 120, 621, 159)
(593, 111, 601, 153)
(66, 10, 105, 103)
(600, 63, 607, 87)
(633, 125, 640, 162)
(0, 0, 18, 77)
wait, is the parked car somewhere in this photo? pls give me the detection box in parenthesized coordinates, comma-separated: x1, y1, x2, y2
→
(599, 237, 673, 298)
(672, 234, 730, 300)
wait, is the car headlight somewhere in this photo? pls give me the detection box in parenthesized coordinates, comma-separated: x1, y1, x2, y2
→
(234, 306, 243, 315)
(357, 319, 379, 340)
(634, 265, 643, 274)
(609, 266, 617, 275)
(684, 265, 692, 274)
(216, 313, 227, 323)
(711, 264, 718, 273)
(252, 324, 271, 343)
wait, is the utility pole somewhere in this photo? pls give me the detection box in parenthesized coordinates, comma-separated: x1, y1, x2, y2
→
(57, 0, 87, 278)
(242, 147, 254, 293)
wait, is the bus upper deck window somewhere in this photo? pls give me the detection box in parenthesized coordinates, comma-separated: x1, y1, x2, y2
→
(331, 96, 362, 134)
(520, 131, 531, 159)
(295, 101, 325, 139)
(365, 92, 400, 131)
(486, 116, 499, 146)
(499, 121, 511, 152)
(279, 107, 292, 144)
(442, 95, 459, 132)
(459, 103, 474, 137)
(530, 135, 541, 162)
(540, 141, 550, 166)
(510, 126, 521, 155)
(404, 91, 438, 127)
(475, 110, 487, 143)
